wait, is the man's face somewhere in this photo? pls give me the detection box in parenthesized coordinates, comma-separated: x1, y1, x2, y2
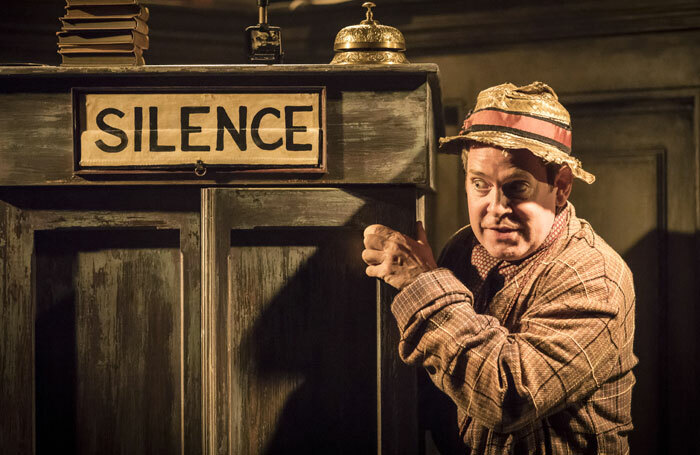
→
(465, 145, 567, 261)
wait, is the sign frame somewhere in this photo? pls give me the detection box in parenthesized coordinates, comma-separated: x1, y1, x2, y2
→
(71, 86, 327, 176)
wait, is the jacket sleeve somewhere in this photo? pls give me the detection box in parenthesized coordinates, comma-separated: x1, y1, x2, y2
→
(391, 253, 632, 433)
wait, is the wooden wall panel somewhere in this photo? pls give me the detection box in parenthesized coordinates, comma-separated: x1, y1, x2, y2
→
(566, 94, 698, 454)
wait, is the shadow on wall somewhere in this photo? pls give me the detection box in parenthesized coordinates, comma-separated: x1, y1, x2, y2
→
(230, 227, 379, 454)
(624, 228, 698, 455)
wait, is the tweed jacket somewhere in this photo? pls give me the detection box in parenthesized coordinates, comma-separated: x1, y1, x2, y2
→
(392, 204, 637, 454)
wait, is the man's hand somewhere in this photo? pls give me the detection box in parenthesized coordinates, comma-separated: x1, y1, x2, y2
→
(362, 221, 438, 290)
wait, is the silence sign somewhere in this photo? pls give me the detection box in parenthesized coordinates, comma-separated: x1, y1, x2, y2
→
(73, 88, 326, 173)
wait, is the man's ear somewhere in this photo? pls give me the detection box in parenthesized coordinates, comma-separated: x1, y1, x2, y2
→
(554, 165, 574, 207)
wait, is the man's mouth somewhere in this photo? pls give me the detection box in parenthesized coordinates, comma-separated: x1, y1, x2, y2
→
(483, 226, 520, 241)
(484, 226, 518, 233)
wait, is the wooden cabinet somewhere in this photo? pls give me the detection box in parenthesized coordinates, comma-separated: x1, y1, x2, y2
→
(0, 65, 444, 454)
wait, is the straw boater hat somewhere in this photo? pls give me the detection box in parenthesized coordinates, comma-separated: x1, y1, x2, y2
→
(439, 81, 595, 184)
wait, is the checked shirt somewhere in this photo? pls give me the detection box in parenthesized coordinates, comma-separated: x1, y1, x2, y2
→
(392, 203, 637, 454)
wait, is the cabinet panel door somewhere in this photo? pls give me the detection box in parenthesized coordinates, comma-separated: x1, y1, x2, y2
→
(202, 188, 419, 455)
(0, 188, 201, 455)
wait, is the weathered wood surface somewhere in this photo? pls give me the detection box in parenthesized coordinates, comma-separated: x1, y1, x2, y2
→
(35, 229, 181, 454)
(0, 188, 201, 455)
(0, 65, 443, 187)
(0, 64, 441, 76)
(228, 229, 376, 453)
(202, 187, 419, 455)
(0, 199, 34, 454)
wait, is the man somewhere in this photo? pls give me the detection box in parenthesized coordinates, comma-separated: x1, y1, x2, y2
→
(362, 82, 636, 454)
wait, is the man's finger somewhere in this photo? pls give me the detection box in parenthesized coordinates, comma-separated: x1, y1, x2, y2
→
(363, 233, 387, 250)
(416, 221, 429, 245)
(364, 224, 395, 238)
(365, 263, 389, 279)
(361, 248, 385, 265)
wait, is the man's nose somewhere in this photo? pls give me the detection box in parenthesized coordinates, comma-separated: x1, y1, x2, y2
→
(488, 188, 511, 216)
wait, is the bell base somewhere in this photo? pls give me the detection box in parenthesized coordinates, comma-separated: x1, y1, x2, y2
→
(330, 50, 409, 65)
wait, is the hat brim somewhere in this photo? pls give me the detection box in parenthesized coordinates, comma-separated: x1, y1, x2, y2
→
(439, 131, 595, 184)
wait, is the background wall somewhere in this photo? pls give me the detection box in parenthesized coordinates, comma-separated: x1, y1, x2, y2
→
(2, 0, 699, 453)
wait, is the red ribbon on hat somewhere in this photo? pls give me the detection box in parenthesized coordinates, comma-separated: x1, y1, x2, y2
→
(461, 108, 572, 149)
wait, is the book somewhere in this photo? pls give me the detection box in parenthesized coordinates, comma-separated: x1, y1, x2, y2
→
(56, 30, 149, 49)
(57, 0, 148, 67)
(63, 5, 149, 21)
(60, 52, 145, 66)
(60, 17, 149, 35)
(58, 43, 143, 53)
(60, 45, 142, 57)
(65, 0, 140, 5)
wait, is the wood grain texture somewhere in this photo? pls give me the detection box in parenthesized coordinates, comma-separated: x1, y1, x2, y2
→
(35, 229, 181, 455)
(0, 188, 201, 455)
(202, 187, 419, 454)
(228, 229, 376, 453)
(0, 199, 34, 454)
(180, 216, 203, 455)
(0, 65, 443, 187)
(0, 92, 74, 184)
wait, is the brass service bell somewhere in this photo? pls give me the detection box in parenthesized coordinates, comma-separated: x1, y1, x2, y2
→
(330, 2, 409, 65)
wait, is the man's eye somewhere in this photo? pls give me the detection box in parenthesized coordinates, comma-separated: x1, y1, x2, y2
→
(472, 179, 490, 191)
(504, 181, 530, 197)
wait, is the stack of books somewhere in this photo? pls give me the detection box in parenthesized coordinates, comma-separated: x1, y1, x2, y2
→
(57, 0, 149, 66)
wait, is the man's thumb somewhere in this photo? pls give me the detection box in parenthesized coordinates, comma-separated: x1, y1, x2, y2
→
(415, 221, 429, 245)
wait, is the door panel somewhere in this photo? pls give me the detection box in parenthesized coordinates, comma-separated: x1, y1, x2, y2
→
(35, 229, 182, 454)
(0, 188, 201, 455)
(202, 188, 419, 455)
(228, 228, 375, 453)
